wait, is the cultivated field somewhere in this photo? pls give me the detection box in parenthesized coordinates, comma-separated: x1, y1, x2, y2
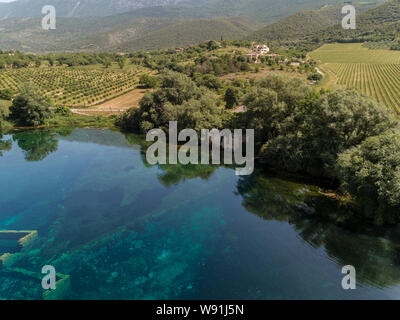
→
(310, 43, 400, 113)
(95, 88, 148, 110)
(0, 64, 149, 107)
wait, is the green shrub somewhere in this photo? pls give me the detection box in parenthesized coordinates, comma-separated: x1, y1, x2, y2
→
(0, 88, 15, 100)
(224, 87, 241, 109)
(337, 130, 400, 225)
(9, 83, 53, 126)
(307, 73, 323, 82)
(139, 74, 160, 89)
(55, 105, 72, 116)
(0, 100, 10, 119)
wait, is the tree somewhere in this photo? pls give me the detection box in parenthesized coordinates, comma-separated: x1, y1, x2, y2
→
(207, 40, 218, 51)
(193, 73, 223, 90)
(260, 89, 397, 177)
(176, 93, 227, 132)
(117, 57, 126, 69)
(224, 87, 241, 109)
(118, 70, 222, 134)
(307, 73, 323, 82)
(0, 88, 15, 100)
(139, 74, 160, 89)
(337, 130, 400, 225)
(241, 75, 397, 178)
(9, 83, 53, 126)
(158, 70, 201, 105)
(102, 58, 112, 68)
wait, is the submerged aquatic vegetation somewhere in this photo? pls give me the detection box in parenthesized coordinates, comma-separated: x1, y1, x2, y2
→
(2, 128, 400, 300)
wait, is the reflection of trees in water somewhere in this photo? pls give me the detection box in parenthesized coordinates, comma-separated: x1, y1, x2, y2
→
(127, 133, 218, 187)
(8, 128, 400, 289)
(156, 163, 217, 187)
(0, 133, 12, 156)
(237, 173, 400, 289)
(12, 130, 59, 162)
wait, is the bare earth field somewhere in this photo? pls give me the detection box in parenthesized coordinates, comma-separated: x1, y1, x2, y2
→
(71, 88, 151, 116)
(94, 88, 149, 110)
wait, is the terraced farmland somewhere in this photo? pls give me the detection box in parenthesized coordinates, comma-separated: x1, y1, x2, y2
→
(0, 65, 149, 107)
(310, 43, 400, 114)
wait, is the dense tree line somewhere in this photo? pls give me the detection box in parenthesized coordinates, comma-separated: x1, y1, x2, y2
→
(0, 51, 129, 69)
(117, 71, 400, 225)
(117, 70, 229, 133)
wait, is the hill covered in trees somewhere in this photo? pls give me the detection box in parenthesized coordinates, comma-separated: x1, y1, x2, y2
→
(0, 0, 392, 53)
(113, 16, 263, 51)
(0, 0, 353, 23)
(0, 0, 179, 19)
(247, 2, 381, 45)
(0, 15, 261, 52)
(307, 0, 400, 47)
(248, 0, 400, 51)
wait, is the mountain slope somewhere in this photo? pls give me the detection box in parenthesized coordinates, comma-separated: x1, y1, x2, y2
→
(186, 0, 353, 23)
(0, 0, 365, 23)
(0, 16, 183, 52)
(0, 0, 182, 18)
(114, 16, 263, 51)
(307, 0, 400, 44)
(247, 2, 380, 43)
(0, 15, 262, 52)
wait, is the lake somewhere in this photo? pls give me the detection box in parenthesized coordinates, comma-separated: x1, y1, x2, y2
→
(1, 128, 400, 300)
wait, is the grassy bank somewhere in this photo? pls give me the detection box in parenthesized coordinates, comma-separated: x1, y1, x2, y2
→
(1, 113, 116, 132)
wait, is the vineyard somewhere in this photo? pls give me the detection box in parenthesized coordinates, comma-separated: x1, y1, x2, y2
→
(310, 43, 400, 114)
(0, 65, 149, 107)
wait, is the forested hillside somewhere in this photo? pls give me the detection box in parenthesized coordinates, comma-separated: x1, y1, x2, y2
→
(308, 0, 400, 46)
(247, 2, 380, 44)
(0, 0, 353, 22)
(0, 0, 178, 18)
(0, 15, 261, 52)
(114, 17, 263, 52)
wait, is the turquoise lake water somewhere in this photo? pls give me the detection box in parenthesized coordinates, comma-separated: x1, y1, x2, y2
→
(1, 128, 400, 299)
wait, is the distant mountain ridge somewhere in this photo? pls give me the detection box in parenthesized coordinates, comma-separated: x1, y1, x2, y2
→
(306, 0, 400, 44)
(113, 16, 263, 51)
(0, 0, 393, 53)
(0, 0, 354, 22)
(0, 0, 181, 18)
(0, 15, 262, 52)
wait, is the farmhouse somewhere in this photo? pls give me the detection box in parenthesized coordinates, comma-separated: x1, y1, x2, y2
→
(253, 44, 270, 55)
(246, 43, 270, 63)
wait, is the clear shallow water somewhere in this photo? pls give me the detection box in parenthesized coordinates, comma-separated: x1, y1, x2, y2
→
(1, 128, 400, 299)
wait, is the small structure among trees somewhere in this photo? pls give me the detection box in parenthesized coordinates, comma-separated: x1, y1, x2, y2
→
(246, 44, 270, 63)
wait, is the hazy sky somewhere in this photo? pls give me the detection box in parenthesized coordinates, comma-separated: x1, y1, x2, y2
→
(0, 0, 16, 2)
